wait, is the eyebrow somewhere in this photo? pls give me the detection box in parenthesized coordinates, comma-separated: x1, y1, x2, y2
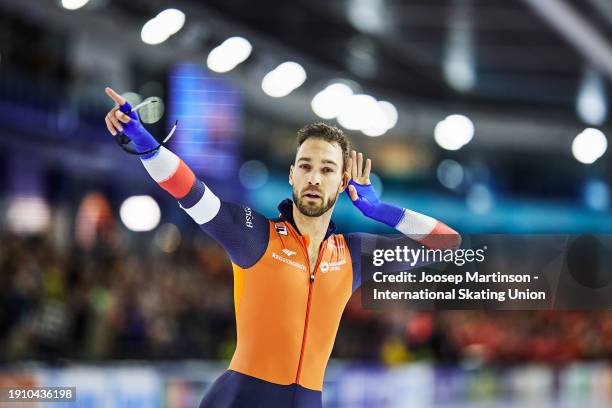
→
(297, 157, 338, 167)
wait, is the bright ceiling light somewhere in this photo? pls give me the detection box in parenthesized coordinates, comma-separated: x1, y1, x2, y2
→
(61, 0, 89, 10)
(207, 37, 252, 73)
(337, 94, 378, 130)
(572, 128, 608, 164)
(311, 81, 396, 135)
(361, 101, 388, 137)
(362, 120, 387, 137)
(141, 9, 186, 45)
(156, 9, 185, 36)
(434, 114, 474, 150)
(223, 37, 252, 63)
(207, 48, 234, 73)
(274, 62, 307, 86)
(334, 94, 397, 136)
(261, 74, 288, 97)
(261, 62, 307, 97)
(311, 83, 354, 119)
(378, 101, 398, 129)
(141, 20, 169, 45)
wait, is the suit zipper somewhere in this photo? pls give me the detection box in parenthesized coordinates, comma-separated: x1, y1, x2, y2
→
(295, 235, 325, 385)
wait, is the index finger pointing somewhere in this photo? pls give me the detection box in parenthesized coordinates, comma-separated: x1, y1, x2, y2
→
(105, 87, 126, 105)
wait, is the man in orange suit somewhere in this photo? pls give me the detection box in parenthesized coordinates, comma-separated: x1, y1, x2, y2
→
(104, 87, 460, 407)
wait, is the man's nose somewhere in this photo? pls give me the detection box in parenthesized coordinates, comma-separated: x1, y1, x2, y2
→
(307, 171, 321, 185)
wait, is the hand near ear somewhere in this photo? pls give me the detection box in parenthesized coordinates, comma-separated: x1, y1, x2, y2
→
(346, 150, 372, 201)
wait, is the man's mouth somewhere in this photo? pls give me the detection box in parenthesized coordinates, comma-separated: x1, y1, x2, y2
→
(303, 191, 321, 199)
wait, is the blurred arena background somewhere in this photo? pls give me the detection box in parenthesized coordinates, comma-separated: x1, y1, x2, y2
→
(0, 0, 611, 407)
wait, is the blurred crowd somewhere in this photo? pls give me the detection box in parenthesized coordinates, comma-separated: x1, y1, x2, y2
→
(0, 231, 235, 361)
(1, 232, 611, 365)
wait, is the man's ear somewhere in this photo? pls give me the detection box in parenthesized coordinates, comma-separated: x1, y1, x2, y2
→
(340, 168, 350, 192)
(289, 164, 294, 186)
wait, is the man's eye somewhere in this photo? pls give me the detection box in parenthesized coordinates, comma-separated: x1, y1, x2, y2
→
(323, 168, 333, 173)
(300, 164, 311, 170)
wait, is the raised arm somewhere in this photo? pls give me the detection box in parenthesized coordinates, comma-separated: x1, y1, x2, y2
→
(346, 150, 461, 249)
(344, 150, 461, 292)
(104, 87, 269, 268)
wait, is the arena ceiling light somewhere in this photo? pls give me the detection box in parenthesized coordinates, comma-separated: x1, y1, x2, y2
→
(207, 37, 252, 73)
(119, 195, 161, 232)
(434, 114, 475, 150)
(261, 62, 307, 98)
(334, 93, 398, 137)
(360, 105, 389, 137)
(311, 83, 354, 120)
(572, 128, 608, 164)
(337, 94, 378, 131)
(443, 0, 476, 92)
(141, 9, 186, 45)
(576, 68, 607, 125)
(444, 42, 475, 93)
(61, 0, 89, 10)
(359, 99, 398, 136)
(378, 101, 398, 129)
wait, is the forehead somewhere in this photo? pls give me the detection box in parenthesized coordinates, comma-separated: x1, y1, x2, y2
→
(295, 138, 343, 164)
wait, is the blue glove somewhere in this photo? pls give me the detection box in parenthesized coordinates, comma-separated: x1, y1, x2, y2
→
(347, 179, 405, 228)
(118, 101, 159, 159)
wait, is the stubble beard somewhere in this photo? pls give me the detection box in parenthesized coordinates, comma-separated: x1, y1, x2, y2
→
(292, 187, 339, 217)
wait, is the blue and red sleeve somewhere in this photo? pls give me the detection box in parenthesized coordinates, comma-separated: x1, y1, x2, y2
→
(140, 146, 269, 268)
(346, 221, 461, 293)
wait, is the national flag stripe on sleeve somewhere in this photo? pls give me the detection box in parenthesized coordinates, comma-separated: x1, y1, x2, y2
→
(141, 147, 195, 199)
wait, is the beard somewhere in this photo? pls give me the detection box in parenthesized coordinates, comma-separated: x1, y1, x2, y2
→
(293, 187, 339, 217)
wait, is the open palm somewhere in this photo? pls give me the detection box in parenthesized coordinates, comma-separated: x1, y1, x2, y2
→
(347, 150, 372, 201)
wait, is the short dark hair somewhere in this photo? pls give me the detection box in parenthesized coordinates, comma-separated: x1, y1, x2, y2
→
(296, 122, 351, 171)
